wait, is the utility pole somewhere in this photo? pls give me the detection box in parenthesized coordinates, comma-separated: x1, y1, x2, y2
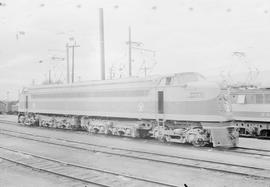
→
(5, 91, 9, 114)
(128, 26, 132, 77)
(48, 69, 51, 84)
(143, 61, 148, 77)
(132, 47, 156, 77)
(72, 44, 75, 83)
(66, 43, 70, 83)
(99, 8, 105, 80)
(6, 91, 9, 102)
(139, 60, 150, 77)
(109, 65, 116, 80)
(126, 27, 147, 77)
(66, 42, 79, 83)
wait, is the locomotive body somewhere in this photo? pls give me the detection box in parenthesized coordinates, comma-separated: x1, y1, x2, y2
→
(230, 87, 270, 137)
(18, 72, 238, 147)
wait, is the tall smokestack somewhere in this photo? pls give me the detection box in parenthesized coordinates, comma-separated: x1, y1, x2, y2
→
(99, 8, 105, 80)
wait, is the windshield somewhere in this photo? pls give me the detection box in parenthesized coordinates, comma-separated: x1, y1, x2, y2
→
(175, 73, 205, 84)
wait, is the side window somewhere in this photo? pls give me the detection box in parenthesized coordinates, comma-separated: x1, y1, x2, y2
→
(265, 94, 270, 104)
(246, 94, 256, 104)
(165, 77, 172, 85)
(237, 95, 246, 104)
(160, 77, 173, 86)
(256, 94, 263, 104)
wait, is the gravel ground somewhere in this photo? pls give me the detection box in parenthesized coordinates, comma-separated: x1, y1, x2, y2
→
(0, 115, 270, 187)
(0, 158, 88, 187)
(1, 134, 269, 187)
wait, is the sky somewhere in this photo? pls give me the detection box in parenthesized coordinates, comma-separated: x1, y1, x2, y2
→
(0, 0, 270, 100)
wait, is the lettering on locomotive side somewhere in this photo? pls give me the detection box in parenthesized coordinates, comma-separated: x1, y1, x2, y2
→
(261, 112, 270, 117)
(189, 92, 204, 98)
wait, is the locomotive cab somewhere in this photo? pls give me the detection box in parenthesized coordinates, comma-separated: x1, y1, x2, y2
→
(157, 72, 232, 121)
(153, 72, 238, 147)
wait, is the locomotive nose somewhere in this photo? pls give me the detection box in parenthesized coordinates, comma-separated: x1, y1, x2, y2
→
(188, 80, 233, 120)
(187, 80, 220, 97)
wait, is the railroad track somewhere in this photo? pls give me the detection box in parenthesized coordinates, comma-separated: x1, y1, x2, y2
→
(1, 119, 270, 158)
(229, 146, 270, 157)
(0, 125, 270, 181)
(0, 145, 178, 187)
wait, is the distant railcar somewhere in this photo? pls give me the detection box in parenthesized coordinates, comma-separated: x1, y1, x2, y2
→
(18, 72, 238, 147)
(7, 101, 18, 115)
(10, 103, 18, 114)
(0, 101, 6, 114)
(0, 101, 18, 114)
(230, 87, 270, 137)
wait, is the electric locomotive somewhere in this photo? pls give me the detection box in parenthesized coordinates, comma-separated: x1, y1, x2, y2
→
(18, 72, 239, 147)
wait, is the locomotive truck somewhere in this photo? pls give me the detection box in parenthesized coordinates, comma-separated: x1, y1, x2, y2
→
(18, 72, 239, 147)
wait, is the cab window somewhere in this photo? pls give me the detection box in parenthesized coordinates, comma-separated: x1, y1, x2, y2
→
(265, 94, 270, 104)
(246, 94, 256, 104)
(237, 95, 246, 104)
(256, 94, 263, 104)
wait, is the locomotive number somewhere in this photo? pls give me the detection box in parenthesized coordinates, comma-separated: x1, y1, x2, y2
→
(189, 92, 203, 98)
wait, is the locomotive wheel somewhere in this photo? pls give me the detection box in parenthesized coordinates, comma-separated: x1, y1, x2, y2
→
(33, 119, 39, 126)
(18, 116, 25, 124)
(93, 128, 99, 134)
(192, 137, 207, 147)
(118, 131, 125, 136)
(138, 129, 149, 138)
(105, 129, 112, 135)
(158, 135, 168, 143)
